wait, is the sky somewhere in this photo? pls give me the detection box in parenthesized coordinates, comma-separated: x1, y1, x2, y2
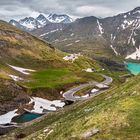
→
(0, 0, 140, 21)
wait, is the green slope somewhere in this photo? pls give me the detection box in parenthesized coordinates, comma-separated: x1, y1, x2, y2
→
(2, 74, 140, 140)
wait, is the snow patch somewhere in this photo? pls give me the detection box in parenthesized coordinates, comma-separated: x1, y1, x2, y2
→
(132, 38, 136, 46)
(126, 46, 140, 60)
(8, 64, 36, 75)
(110, 45, 118, 56)
(39, 29, 61, 37)
(91, 88, 99, 93)
(9, 75, 23, 81)
(124, 15, 127, 18)
(97, 20, 104, 35)
(70, 33, 74, 37)
(82, 94, 89, 98)
(0, 110, 18, 124)
(29, 97, 65, 114)
(75, 40, 80, 43)
(84, 68, 94, 73)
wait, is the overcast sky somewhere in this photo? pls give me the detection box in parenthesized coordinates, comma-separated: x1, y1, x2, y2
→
(0, 0, 140, 21)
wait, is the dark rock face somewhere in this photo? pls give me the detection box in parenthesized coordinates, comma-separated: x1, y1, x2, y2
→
(0, 79, 30, 115)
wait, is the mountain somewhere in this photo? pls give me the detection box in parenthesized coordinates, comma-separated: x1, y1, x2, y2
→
(47, 14, 73, 23)
(32, 7, 140, 61)
(36, 14, 50, 26)
(9, 14, 73, 31)
(18, 17, 42, 30)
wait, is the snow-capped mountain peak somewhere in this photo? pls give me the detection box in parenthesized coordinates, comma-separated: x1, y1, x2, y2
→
(19, 17, 41, 30)
(9, 13, 73, 31)
(36, 14, 50, 26)
(47, 14, 73, 23)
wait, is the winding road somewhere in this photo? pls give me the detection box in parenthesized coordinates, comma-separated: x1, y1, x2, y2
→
(63, 75, 113, 101)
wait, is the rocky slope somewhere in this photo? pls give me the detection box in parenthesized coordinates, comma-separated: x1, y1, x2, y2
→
(30, 7, 140, 61)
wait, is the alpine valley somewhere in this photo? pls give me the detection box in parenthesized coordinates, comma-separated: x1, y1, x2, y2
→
(10, 7, 140, 62)
(0, 5, 140, 140)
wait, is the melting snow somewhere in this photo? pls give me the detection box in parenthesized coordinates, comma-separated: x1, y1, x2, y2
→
(9, 75, 23, 81)
(29, 97, 65, 114)
(8, 64, 36, 75)
(85, 68, 94, 73)
(132, 38, 136, 46)
(97, 20, 104, 35)
(91, 88, 99, 93)
(121, 20, 134, 30)
(126, 46, 140, 60)
(110, 45, 118, 56)
(0, 110, 18, 124)
(82, 94, 89, 98)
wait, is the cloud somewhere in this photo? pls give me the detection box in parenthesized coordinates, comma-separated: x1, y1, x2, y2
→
(0, 0, 140, 21)
(75, 5, 120, 17)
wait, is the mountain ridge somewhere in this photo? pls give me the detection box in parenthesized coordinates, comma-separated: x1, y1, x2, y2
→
(29, 7, 140, 61)
(9, 14, 73, 31)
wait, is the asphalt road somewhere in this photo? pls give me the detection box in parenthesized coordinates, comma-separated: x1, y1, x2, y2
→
(63, 75, 113, 101)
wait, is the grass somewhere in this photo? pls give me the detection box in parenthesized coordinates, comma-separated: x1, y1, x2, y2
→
(22, 68, 104, 89)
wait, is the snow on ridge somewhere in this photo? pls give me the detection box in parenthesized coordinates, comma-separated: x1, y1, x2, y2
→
(0, 109, 18, 124)
(8, 64, 36, 75)
(28, 97, 65, 114)
(97, 20, 104, 35)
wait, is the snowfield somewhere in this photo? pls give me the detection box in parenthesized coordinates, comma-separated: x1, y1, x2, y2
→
(8, 64, 36, 75)
(126, 46, 140, 60)
(28, 97, 65, 114)
(0, 110, 18, 124)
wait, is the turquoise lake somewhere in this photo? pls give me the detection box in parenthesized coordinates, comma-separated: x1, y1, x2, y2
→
(126, 62, 140, 75)
(13, 113, 42, 123)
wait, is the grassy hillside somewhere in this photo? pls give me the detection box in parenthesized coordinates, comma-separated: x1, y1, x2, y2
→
(1, 73, 138, 140)
(0, 21, 111, 114)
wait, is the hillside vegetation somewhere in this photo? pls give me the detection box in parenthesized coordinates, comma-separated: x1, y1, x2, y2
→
(2, 74, 140, 140)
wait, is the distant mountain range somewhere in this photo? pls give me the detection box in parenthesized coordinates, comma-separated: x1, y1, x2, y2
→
(31, 7, 140, 61)
(9, 7, 140, 61)
(9, 14, 73, 31)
